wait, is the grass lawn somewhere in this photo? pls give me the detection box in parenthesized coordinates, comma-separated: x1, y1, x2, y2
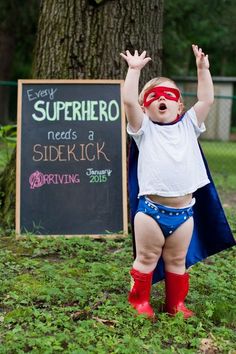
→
(201, 141, 236, 190)
(0, 236, 235, 353)
(0, 141, 235, 353)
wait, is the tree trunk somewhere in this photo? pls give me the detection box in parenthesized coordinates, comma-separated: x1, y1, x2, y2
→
(33, 0, 163, 86)
(0, 0, 163, 231)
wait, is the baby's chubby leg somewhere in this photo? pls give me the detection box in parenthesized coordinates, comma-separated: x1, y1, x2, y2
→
(162, 217, 195, 318)
(133, 212, 165, 273)
(128, 212, 165, 317)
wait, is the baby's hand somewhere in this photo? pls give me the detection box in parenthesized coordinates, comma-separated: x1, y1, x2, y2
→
(120, 50, 152, 70)
(192, 44, 210, 70)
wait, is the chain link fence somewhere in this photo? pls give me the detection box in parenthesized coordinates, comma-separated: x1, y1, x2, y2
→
(182, 91, 236, 170)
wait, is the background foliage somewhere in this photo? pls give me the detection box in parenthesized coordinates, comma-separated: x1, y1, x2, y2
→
(0, 0, 39, 79)
(162, 0, 236, 77)
(2, 0, 236, 86)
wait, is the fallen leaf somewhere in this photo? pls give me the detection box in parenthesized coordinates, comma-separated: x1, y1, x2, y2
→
(92, 316, 118, 326)
(198, 337, 218, 354)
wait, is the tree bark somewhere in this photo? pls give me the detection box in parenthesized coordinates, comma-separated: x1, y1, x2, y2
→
(0, 0, 163, 231)
(33, 0, 163, 86)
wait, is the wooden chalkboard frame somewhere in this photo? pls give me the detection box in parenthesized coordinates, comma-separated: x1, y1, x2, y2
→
(16, 79, 128, 238)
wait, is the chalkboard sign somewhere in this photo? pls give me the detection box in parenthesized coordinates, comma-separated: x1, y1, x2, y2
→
(16, 80, 128, 237)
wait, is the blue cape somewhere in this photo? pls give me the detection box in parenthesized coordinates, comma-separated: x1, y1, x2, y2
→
(128, 138, 235, 284)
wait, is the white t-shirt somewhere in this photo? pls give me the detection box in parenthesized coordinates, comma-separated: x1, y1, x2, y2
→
(127, 107, 210, 197)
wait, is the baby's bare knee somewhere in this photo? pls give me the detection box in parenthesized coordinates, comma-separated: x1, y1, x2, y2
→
(136, 250, 160, 267)
(162, 251, 186, 268)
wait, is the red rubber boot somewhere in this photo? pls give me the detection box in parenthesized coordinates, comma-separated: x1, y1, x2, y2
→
(165, 271, 194, 319)
(128, 268, 155, 318)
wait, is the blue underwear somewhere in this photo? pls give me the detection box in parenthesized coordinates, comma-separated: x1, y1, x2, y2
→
(136, 196, 194, 238)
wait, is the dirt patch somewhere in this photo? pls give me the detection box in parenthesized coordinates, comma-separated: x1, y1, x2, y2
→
(230, 133, 236, 141)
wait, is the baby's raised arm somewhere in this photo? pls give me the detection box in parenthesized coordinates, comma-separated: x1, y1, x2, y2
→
(192, 44, 214, 125)
(120, 50, 151, 132)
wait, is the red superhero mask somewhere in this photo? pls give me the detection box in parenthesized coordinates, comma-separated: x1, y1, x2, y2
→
(143, 86, 180, 107)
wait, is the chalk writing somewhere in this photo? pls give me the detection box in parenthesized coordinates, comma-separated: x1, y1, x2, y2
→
(86, 168, 112, 183)
(86, 168, 112, 177)
(47, 129, 78, 141)
(32, 100, 119, 122)
(27, 88, 57, 101)
(90, 175, 107, 183)
(88, 130, 94, 141)
(32, 142, 110, 162)
(29, 170, 80, 189)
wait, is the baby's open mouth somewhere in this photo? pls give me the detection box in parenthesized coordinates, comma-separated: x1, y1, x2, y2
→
(159, 103, 167, 111)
